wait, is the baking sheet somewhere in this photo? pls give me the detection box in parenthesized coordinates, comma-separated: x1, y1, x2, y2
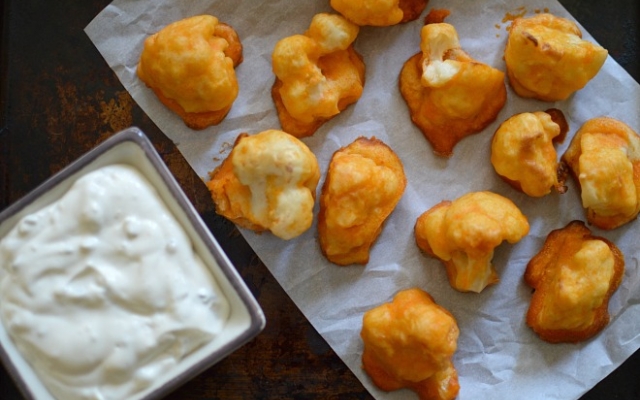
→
(85, 1, 640, 399)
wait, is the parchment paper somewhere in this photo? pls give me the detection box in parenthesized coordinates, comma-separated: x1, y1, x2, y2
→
(85, 1, 640, 399)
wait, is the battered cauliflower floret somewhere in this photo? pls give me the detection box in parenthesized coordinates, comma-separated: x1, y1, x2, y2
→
(206, 130, 320, 240)
(525, 221, 624, 343)
(137, 15, 243, 130)
(400, 23, 507, 156)
(318, 137, 406, 265)
(330, 0, 428, 26)
(361, 288, 460, 400)
(504, 13, 608, 101)
(414, 191, 529, 293)
(561, 117, 640, 230)
(491, 109, 569, 197)
(271, 13, 365, 138)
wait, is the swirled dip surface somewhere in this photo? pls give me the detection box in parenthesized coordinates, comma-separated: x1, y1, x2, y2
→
(0, 164, 230, 400)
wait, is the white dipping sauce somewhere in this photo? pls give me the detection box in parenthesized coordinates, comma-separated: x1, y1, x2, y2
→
(0, 164, 230, 400)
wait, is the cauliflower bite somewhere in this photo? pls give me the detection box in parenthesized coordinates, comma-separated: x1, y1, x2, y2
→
(525, 221, 624, 343)
(400, 23, 507, 156)
(137, 15, 243, 130)
(504, 13, 608, 102)
(206, 129, 320, 240)
(561, 117, 640, 230)
(271, 13, 365, 138)
(491, 109, 569, 197)
(415, 191, 529, 293)
(330, 0, 428, 26)
(318, 137, 406, 265)
(361, 288, 460, 400)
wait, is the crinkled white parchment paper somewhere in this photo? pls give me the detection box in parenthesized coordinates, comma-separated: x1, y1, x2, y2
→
(85, 1, 640, 399)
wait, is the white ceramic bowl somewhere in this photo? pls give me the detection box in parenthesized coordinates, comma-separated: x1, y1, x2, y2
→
(0, 127, 265, 400)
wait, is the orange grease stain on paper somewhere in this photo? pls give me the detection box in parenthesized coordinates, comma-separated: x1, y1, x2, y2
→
(424, 9, 451, 25)
(502, 6, 527, 23)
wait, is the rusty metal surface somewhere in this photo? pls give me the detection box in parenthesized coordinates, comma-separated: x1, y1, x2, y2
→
(0, 0, 638, 399)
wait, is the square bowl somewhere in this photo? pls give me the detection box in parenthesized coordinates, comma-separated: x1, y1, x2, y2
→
(0, 127, 265, 400)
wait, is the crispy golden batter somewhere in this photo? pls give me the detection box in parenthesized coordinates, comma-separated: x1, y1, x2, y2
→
(271, 13, 365, 138)
(318, 137, 406, 265)
(330, 0, 428, 26)
(525, 221, 624, 343)
(137, 15, 243, 130)
(504, 13, 608, 102)
(400, 23, 507, 156)
(206, 130, 320, 240)
(491, 109, 569, 197)
(361, 288, 459, 400)
(415, 191, 529, 293)
(561, 117, 640, 230)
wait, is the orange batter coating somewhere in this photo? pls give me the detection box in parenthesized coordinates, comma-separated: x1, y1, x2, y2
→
(491, 109, 569, 197)
(504, 13, 608, 102)
(361, 288, 459, 400)
(415, 191, 529, 293)
(206, 129, 320, 240)
(318, 137, 406, 265)
(330, 0, 428, 26)
(271, 13, 366, 138)
(137, 15, 243, 130)
(561, 117, 640, 230)
(399, 22, 507, 157)
(525, 220, 625, 343)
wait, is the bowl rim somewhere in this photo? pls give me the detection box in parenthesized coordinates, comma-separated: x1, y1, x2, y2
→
(0, 127, 266, 400)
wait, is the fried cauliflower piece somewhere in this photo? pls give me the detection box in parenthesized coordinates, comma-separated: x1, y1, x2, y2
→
(318, 137, 406, 265)
(415, 191, 529, 293)
(504, 13, 608, 102)
(561, 117, 640, 230)
(137, 15, 243, 130)
(399, 23, 507, 156)
(330, 0, 428, 26)
(525, 220, 624, 343)
(491, 109, 569, 197)
(361, 288, 460, 400)
(271, 13, 366, 138)
(206, 129, 320, 240)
